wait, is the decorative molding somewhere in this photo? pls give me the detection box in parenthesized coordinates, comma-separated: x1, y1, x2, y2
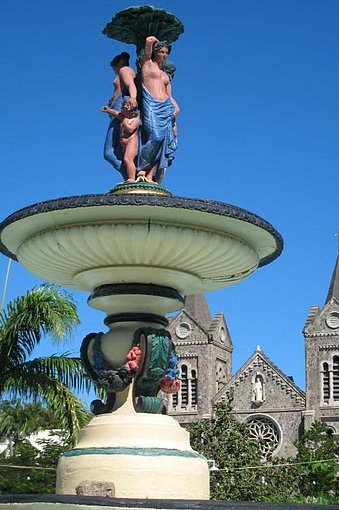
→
(0, 192, 283, 267)
(319, 344, 339, 351)
(174, 341, 207, 346)
(91, 283, 184, 303)
(304, 332, 339, 338)
(110, 181, 172, 196)
(176, 354, 198, 360)
(5, 222, 258, 293)
(234, 406, 305, 413)
(228, 355, 305, 403)
(104, 313, 168, 327)
(62, 447, 205, 460)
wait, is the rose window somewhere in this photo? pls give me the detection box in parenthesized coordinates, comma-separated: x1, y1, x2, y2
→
(246, 416, 280, 458)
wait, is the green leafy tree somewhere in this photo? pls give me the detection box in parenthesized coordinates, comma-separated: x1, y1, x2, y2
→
(0, 400, 92, 495)
(0, 437, 67, 494)
(188, 397, 299, 501)
(0, 285, 93, 446)
(0, 400, 56, 455)
(189, 398, 339, 503)
(294, 421, 339, 503)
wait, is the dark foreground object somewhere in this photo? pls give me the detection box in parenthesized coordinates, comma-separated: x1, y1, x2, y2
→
(0, 495, 337, 510)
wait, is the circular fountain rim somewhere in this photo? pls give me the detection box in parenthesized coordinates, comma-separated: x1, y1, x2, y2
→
(0, 192, 283, 267)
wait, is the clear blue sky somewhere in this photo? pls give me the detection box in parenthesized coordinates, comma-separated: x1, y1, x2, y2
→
(1, 0, 338, 397)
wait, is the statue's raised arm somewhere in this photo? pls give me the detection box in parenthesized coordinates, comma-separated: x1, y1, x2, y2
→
(141, 36, 159, 66)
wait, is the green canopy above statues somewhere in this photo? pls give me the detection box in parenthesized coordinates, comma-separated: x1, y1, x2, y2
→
(102, 5, 184, 58)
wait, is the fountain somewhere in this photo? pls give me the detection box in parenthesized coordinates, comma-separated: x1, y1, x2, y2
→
(0, 6, 283, 508)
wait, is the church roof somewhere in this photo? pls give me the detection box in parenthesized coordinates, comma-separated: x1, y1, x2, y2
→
(184, 294, 211, 327)
(325, 253, 339, 304)
(213, 347, 305, 404)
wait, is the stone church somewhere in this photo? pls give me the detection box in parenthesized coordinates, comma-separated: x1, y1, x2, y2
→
(165, 253, 339, 458)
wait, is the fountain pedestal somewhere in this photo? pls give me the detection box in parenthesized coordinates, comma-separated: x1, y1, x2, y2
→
(57, 391, 209, 499)
(0, 189, 283, 499)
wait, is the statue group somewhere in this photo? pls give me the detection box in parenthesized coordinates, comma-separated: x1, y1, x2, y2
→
(101, 6, 184, 186)
(101, 37, 180, 185)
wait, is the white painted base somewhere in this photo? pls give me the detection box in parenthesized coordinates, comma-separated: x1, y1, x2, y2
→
(56, 414, 209, 499)
(56, 387, 210, 499)
(57, 450, 209, 499)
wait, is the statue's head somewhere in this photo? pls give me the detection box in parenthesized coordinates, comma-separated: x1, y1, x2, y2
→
(162, 59, 176, 80)
(110, 51, 130, 70)
(152, 41, 171, 65)
(122, 96, 139, 117)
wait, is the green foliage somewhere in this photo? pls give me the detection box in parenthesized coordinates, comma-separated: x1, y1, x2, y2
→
(0, 400, 59, 447)
(188, 398, 339, 503)
(294, 421, 339, 503)
(0, 285, 94, 446)
(188, 398, 298, 501)
(0, 437, 69, 494)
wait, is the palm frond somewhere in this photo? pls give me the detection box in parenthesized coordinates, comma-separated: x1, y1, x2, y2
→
(2, 371, 91, 446)
(6, 355, 94, 395)
(0, 285, 80, 371)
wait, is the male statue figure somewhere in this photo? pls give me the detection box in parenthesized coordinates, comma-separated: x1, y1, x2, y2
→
(101, 52, 139, 182)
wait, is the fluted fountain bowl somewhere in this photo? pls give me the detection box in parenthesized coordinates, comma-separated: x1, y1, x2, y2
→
(0, 192, 283, 300)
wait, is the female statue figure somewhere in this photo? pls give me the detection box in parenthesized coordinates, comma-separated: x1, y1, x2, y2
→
(137, 37, 180, 183)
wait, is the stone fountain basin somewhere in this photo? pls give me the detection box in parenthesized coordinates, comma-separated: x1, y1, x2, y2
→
(0, 193, 283, 296)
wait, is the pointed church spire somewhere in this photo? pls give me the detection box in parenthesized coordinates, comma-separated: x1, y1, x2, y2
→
(184, 294, 211, 326)
(325, 252, 339, 304)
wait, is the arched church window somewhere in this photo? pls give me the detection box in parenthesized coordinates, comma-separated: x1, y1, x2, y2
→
(181, 364, 189, 407)
(191, 369, 197, 406)
(172, 389, 178, 408)
(216, 361, 227, 393)
(322, 362, 330, 403)
(333, 356, 339, 401)
(168, 362, 198, 413)
(326, 426, 335, 437)
(246, 415, 281, 459)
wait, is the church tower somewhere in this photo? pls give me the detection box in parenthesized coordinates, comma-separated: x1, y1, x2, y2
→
(166, 294, 233, 423)
(303, 252, 339, 434)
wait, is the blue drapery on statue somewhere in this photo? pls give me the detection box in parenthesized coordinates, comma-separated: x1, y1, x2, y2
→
(138, 85, 177, 181)
(103, 93, 125, 178)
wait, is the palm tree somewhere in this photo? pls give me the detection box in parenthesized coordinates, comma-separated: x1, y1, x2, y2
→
(0, 399, 60, 456)
(0, 285, 92, 446)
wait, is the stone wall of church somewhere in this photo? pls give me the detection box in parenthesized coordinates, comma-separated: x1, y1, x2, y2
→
(167, 311, 232, 423)
(304, 297, 339, 429)
(305, 332, 339, 425)
(229, 364, 305, 412)
(219, 356, 305, 457)
(167, 341, 231, 423)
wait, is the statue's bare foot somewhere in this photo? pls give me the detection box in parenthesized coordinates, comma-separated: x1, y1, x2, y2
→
(135, 171, 159, 184)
